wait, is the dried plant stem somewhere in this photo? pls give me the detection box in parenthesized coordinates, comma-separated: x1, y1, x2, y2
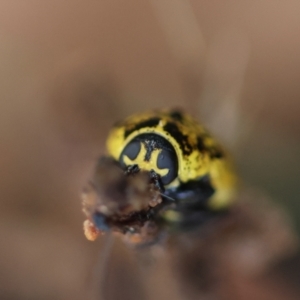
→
(89, 233, 115, 300)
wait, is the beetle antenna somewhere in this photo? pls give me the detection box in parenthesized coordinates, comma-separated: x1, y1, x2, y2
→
(158, 192, 176, 202)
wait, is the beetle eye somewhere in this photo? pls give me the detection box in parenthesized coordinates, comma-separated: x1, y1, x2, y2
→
(157, 149, 178, 185)
(120, 141, 141, 168)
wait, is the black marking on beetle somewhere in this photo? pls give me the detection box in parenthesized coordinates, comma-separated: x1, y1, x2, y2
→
(144, 140, 157, 161)
(124, 117, 161, 138)
(196, 134, 224, 159)
(169, 110, 184, 122)
(136, 133, 174, 153)
(196, 136, 206, 152)
(209, 147, 224, 159)
(163, 122, 193, 155)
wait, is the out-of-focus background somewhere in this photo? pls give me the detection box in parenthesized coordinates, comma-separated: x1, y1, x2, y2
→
(0, 1, 299, 299)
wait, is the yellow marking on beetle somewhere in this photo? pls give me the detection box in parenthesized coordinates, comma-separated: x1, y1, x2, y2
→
(123, 142, 169, 177)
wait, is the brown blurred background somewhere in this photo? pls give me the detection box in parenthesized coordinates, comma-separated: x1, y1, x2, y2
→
(0, 1, 300, 299)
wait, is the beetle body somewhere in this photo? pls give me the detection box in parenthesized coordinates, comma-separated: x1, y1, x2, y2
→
(107, 109, 237, 211)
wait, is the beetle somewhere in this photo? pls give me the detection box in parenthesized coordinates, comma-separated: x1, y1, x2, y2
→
(105, 109, 237, 229)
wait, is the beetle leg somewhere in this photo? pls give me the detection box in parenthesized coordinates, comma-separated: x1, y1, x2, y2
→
(125, 164, 140, 175)
(149, 170, 165, 193)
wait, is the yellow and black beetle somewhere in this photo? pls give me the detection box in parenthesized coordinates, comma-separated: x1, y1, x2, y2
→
(104, 109, 237, 228)
(83, 109, 237, 238)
